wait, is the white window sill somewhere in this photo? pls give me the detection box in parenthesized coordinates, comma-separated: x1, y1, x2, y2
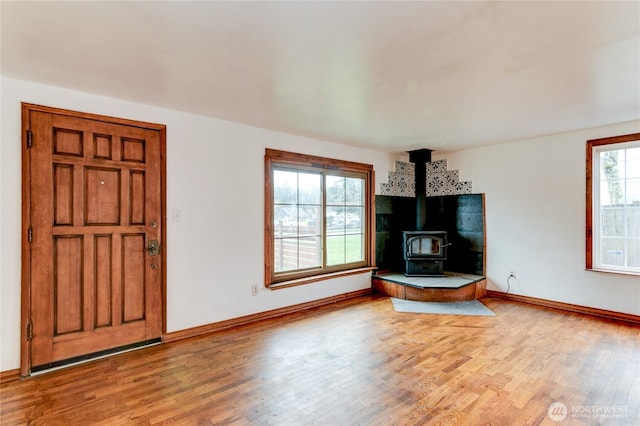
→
(586, 268, 640, 277)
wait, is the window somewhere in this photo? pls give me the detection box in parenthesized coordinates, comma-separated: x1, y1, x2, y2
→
(265, 149, 375, 287)
(586, 133, 640, 275)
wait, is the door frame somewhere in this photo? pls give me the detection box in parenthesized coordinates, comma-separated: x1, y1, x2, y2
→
(20, 103, 167, 377)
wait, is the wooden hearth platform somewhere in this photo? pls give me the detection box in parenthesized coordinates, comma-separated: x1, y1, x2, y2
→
(372, 272, 487, 302)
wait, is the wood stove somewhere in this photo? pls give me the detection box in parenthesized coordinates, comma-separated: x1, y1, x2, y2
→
(403, 231, 449, 276)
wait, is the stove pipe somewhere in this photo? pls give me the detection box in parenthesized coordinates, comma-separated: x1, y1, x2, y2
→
(408, 149, 432, 231)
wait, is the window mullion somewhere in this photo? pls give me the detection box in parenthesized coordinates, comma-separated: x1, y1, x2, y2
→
(296, 173, 300, 272)
(321, 171, 327, 269)
(594, 149, 602, 269)
(623, 149, 629, 268)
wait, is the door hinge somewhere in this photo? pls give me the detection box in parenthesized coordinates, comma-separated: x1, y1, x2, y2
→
(26, 130, 33, 149)
(28, 227, 33, 243)
(26, 321, 33, 341)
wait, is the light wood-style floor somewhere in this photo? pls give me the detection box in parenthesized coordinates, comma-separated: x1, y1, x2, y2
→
(1, 296, 639, 425)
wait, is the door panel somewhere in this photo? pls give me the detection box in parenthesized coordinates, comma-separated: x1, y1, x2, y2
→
(94, 234, 113, 328)
(24, 105, 165, 371)
(122, 233, 146, 323)
(85, 167, 121, 225)
(54, 235, 84, 335)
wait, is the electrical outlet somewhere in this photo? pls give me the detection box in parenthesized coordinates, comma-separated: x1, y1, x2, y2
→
(251, 284, 258, 296)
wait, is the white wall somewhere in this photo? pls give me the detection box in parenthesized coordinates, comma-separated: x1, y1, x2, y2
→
(3, 75, 638, 373)
(433, 122, 640, 315)
(0, 76, 396, 372)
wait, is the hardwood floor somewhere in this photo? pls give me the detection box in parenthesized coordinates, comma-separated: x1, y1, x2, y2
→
(1, 295, 638, 425)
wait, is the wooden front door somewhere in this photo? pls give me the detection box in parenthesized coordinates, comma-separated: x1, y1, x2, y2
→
(21, 103, 166, 374)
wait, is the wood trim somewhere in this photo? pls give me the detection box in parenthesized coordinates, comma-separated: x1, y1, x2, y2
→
(403, 282, 477, 302)
(264, 148, 374, 172)
(20, 103, 166, 131)
(268, 267, 376, 290)
(159, 126, 168, 335)
(264, 148, 375, 288)
(586, 132, 640, 147)
(163, 289, 372, 343)
(372, 276, 487, 303)
(475, 278, 487, 299)
(20, 104, 32, 377)
(585, 139, 594, 269)
(264, 151, 274, 287)
(0, 369, 20, 384)
(485, 290, 640, 325)
(585, 132, 640, 271)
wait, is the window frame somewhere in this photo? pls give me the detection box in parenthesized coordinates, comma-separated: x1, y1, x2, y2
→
(586, 132, 640, 275)
(264, 149, 376, 289)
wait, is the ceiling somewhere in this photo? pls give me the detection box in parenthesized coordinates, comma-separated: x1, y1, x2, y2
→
(2, 1, 639, 153)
